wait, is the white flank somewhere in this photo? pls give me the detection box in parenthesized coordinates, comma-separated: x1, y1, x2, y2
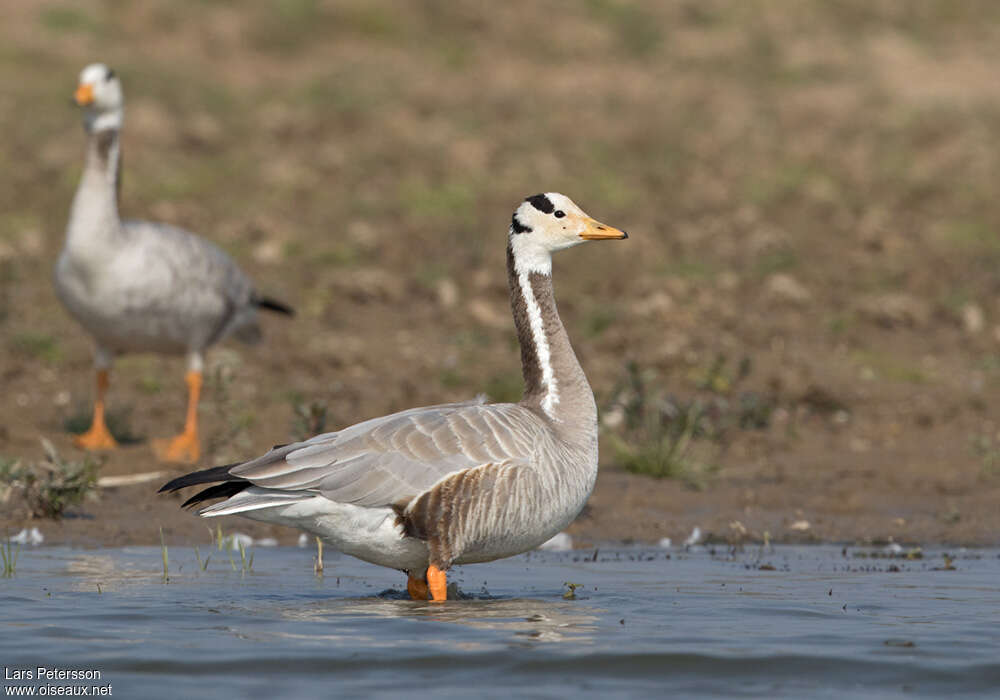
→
(518, 268, 559, 418)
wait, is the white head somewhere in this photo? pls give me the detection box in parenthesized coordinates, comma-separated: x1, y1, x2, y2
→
(74, 63, 123, 133)
(508, 193, 628, 275)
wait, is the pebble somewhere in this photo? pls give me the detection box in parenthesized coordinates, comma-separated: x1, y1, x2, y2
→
(436, 278, 459, 308)
(683, 526, 703, 546)
(962, 304, 984, 334)
(765, 273, 812, 305)
(10, 528, 44, 546)
(858, 293, 930, 328)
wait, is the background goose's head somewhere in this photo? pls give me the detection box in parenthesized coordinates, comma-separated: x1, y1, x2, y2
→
(509, 192, 627, 273)
(74, 63, 123, 133)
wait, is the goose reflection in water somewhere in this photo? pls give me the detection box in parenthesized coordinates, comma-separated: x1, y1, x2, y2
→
(272, 597, 601, 648)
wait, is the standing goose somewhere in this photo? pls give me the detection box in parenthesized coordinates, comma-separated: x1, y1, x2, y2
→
(161, 193, 627, 600)
(56, 63, 293, 463)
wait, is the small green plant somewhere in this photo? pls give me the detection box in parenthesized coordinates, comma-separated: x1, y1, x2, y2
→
(0, 440, 99, 518)
(10, 332, 61, 363)
(604, 359, 778, 489)
(194, 546, 210, 572)
(608, 399, 718, 488)
(137, 376, 163, 395)
(691, 354, 750, 395)
(209, 525, 254, 574)
(605, 363, 718, 488)
(562, 582, 584, 600)
(237, 541, 254, 574)
(1, 536, 20, 578)
(226, 540, 254, 574)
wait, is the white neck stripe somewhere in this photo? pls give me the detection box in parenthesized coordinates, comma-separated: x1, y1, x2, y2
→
(518, 269, 559, 419)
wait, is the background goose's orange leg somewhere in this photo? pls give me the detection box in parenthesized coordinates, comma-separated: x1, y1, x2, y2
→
(407, 574, 430, 600)
(153, 370, 202, 463)
(427, 565, 447, 602)
(74, 369, 118, 450)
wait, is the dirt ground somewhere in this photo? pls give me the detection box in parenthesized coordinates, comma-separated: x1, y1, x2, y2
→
(2, 1, 999, 548)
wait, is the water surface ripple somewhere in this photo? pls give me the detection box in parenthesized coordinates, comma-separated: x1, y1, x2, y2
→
(1, 545, 998, 698)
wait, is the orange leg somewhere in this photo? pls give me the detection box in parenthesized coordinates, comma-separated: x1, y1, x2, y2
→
(74, 369, 118, 450)
(407, 574, 430, 600)
(153, 370, 202, 463)
(427, 564, 447, 602)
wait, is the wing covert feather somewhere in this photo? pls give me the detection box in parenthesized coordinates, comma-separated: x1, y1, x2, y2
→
(229, 400, 545, 508)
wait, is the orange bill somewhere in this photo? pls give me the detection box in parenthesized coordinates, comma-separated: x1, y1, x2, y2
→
(580, 218, 628, 240)
(74, 83, 95, 106)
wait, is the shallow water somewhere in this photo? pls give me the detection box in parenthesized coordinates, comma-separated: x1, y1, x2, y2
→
(1, 545, 998, 698)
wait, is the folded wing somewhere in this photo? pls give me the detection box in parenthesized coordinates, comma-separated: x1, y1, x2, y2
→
(228, 399, 546, 509)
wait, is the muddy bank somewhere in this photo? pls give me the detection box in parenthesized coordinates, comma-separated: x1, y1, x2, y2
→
(3, 2, 1000, 549)
(3, 419, 998, 549)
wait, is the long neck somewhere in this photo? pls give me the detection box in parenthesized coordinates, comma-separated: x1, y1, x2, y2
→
(508, 243, 597, 437)
(65, 128, 124, 255)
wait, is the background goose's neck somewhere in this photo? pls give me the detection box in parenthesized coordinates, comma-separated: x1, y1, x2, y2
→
(507, 242, 597, 438)
(65, 128, 125, 255)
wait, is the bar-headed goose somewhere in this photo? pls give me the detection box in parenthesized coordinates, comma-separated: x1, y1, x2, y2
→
(56, 63, 292, 463)
(162, 193, 627, 600)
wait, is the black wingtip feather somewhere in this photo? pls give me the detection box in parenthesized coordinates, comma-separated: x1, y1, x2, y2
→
(256, 296, 295, 316)
(181, 481, 252, 509)
(159, 464, 242, 494)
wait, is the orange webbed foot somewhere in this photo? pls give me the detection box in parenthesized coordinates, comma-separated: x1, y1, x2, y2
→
(153, 431, 200, 463)
(427, 565, 447, 602)
(73, 423, 118, 451)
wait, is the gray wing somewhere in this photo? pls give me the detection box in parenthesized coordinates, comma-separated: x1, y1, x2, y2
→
(122, 220, 259, 342)
(124, 220, 256, 305)
(229, 398, 547, 509)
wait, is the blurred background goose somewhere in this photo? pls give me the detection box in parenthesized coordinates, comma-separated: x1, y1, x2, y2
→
(56, 63, 293, 463)
(162, 193, 626, 600)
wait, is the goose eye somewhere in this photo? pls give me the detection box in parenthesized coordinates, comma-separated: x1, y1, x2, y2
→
(554, 210, 565, 218)
(106, 68, 116, 80)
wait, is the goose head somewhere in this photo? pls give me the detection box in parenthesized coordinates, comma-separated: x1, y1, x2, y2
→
(74, 63, 123, 133)
(508, 192, 627, 274)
